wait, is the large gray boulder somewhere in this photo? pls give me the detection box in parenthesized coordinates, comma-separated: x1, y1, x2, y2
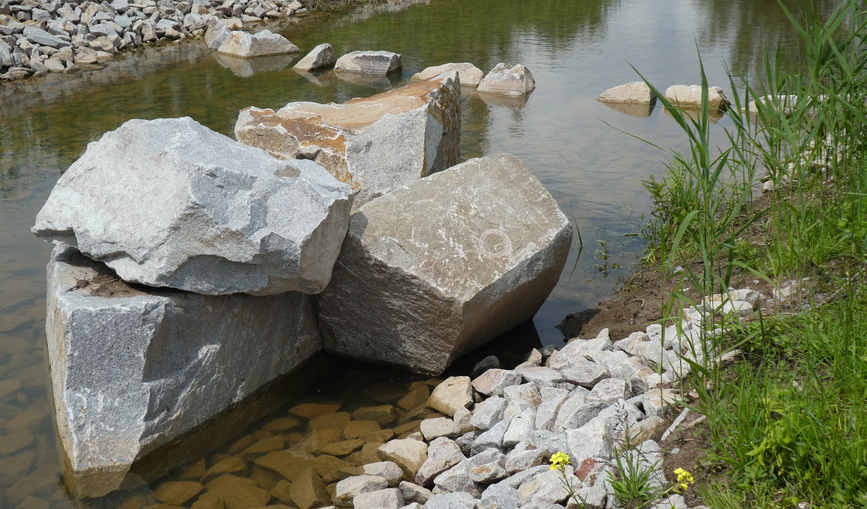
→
(216, 29, 299, 58)
(334, 50, 401, 75)
(316, 154, 572, 375)
(663, 84, 730, 110)
(234, 71, 461, 210)
(46, 246, 322, 497)
(32, 117, 353, 296)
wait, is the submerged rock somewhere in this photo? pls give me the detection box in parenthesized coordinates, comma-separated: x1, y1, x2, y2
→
(334, 50, 401, 75)
(32, 117, 353, 296)
(46, 246, 322, 497)
(411, 62, 484, 87)
(316, 154, 572, 375)
(217, 29, 299, 58)
(234, 71, 461, 209)
(477, 63, 535, 96)
(663, 84, 730, 110)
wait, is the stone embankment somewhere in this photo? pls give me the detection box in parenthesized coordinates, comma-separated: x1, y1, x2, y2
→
(0, 0, 307, 80)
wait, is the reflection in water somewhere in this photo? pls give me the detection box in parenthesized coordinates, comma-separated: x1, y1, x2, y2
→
(0, 0, 842, 505)
(475, 90, 531, 109)
(292, 68, 336, 86)
(212, 53, 299, 77)
(600, 100, 656, 118)
(334, 69, 400, 89)
(663, 105, 726, 124)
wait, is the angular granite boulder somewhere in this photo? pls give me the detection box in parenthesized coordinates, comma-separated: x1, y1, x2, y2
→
(234, 71, 460, 209)
(334, 50, 401, 75)
(293, 42, 336, 71)
(32, 117, 353, 296)
(316, 154, 572, 375)
(478, 63, 535, 96)
(46, 246, 322, 497)
(217, 29, 299, 58)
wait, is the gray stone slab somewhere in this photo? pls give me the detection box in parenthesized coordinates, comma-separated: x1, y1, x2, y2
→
(33, 117, 352, 296)
(316, 154, 572, 375)
(46, 246, 322, 497)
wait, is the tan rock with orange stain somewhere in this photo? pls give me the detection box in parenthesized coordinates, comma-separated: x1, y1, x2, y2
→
(235, 71, 461, 210)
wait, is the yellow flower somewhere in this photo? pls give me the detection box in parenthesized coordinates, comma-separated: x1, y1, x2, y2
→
(549, 451, 571, 471)
(673, 468, 694, 492)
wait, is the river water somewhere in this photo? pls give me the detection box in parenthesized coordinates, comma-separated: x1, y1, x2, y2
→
(0, 0, 830, 506)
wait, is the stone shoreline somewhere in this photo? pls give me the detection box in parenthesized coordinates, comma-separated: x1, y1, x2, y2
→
(0, 0, 310, 81)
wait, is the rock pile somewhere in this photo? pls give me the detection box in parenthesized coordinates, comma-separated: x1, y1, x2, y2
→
(293, 325, 715, 509)
(31, 116, 353, 496)
(0, 0, 308, 81)
(31, 73, 567, 496)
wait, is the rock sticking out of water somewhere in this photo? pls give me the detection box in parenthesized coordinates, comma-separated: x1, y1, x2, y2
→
(477, 62, 535, 96)
(32, 116, 353, 296)
(663, 84, 730, 111)
(234, 71, 462, 210)
(45, 245, 323, 497)
(316, 153, 573, 375)
(334, 49, 402, 75)
(293, 42, 336, 71)
(216, 29, 299, 58)
(411, 62, 485, 88)
(0, 0, 309, 81)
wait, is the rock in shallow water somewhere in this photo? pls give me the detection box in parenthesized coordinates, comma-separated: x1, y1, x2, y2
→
(32, 117, 353, 296)
(45, 246, 323, 497)
(234, 71, 461, 210)
(216, 29, 299, 58)
(334, 50, 401, 75)
(478, 63, 535, 96)
(316, 153, 572, 375)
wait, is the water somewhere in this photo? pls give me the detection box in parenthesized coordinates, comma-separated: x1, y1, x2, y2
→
(0, 0, 832, 505)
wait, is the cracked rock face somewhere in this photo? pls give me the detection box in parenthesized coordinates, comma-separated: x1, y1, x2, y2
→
(46, 246, 323, 498)
(32, 117, 353, 296)
(234, 70, 461, 210)
(316, 153, 572, 375)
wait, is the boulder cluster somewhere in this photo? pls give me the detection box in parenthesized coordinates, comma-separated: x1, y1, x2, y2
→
(0, 0, 307, 80)
(31, 66, 564, 497)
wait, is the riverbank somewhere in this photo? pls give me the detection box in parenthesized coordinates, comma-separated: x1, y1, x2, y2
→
(552, 1, 867, 505)
(0, 0, 378, 82)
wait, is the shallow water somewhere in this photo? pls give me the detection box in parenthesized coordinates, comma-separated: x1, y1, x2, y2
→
(0, 0, 833, 505)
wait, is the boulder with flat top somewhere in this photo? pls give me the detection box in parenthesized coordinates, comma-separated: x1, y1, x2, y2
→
(234, 71, 460, 210)
(316, 153, 572, 375)
(45, 246, 322, 497)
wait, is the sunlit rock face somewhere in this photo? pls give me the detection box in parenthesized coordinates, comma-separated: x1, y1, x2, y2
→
(46, 246, 323, 497)
(234, 71, 461, 210)
(316, 154, 573, 376)
(32, 117, 353, 296)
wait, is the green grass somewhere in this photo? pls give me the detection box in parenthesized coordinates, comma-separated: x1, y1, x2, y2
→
(631, 0, 867, 506)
